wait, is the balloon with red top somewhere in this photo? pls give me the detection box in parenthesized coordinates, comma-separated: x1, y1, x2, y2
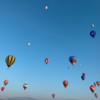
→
(63, 80, 68, 88)
(82, 73, 85, 76)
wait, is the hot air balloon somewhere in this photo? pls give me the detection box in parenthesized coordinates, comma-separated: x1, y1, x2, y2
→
(4, 80, 9, 86)
(23, 84, 28, 90)
(91, 24, 94, 27)
(95, 93, 98, 98)
(94, 82, 97, 86)
(63, 80, 68, 88)
(52, 94, 55, 98)
(5, 55, 16, 70)
(96, 81, 100, 86)
(82, 73, 85, 76)
(68, 66, 70, 69)
(90, 30, 96, 38)
(45, 58, 49, 64)
(69, 56, 77, 66)
(28, 43, 30, 46)
(81, 76, 85, 80)
(1, 87, 5, 91)
(79, 64, 81, 66)
(90, 85, 95, 93)
(45, 6, 48, 9)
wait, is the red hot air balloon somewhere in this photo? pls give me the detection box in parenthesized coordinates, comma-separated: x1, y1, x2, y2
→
(45, 58, 49, 64)
(63, 80, 68, 88)
(82, 73, 85, 76)
(52, 94, 55, 98)
(1, 87, 5, 91)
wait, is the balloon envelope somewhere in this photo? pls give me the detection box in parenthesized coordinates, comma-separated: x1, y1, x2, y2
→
(90, 85, 95, 93)
(52, 94, 55, 98)
(45, 58, 49, 64)
(81, 76, 85, 80)
(1, 87, 5, 91)
(91, 24, 94, 27)
(95, 93, 98, 98)
(94, 82, 97, 86)
(4, 80, 9, 86)
(82, 73, 85, 76)
(63, 80, 68, 88)
(90, 30, 96, 38)
(23, 84, 28, 90)
(69, 56, 77, 66)
(5, 55, 16, 69)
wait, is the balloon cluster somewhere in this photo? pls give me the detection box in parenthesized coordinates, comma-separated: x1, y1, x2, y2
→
(81, 73, 85, 81)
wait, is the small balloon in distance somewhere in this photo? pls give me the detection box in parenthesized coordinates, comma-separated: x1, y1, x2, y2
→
(45, 6, 48, 9)
(91, 24, 94, 27)
(28, 43, 30, 46)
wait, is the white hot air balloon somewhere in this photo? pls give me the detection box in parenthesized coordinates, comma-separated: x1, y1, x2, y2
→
(79, 64, 81, 66)
(23, 84, 28, 90)
(45, 6, 48, 10)
(28, 43, 30, 46)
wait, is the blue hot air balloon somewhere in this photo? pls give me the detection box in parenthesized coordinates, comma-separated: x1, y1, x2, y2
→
(69, 56, 77, 66)
(81, 75, 85, 80)
(90, 30, 96, 38)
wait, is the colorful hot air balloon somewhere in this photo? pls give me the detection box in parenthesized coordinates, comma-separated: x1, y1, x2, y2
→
(1, 87, 5, 91)
(45, 58, 49, 64)
(95, 93, 98, 98)
(4, 80, 9, 86)
(63, 80, 68, 88)
(96, 81, 100, 86)
(5, 55, 16, 70)
(81, 76, 85, 80)
(82, 73, 85, 76)
(91, 24, 94, 27)
(69, 56, 77, 66)
(90, 30, 96, 38)
(52, 94, 55, 98)
(23, 84, 28, 90)
(90, 85, 95, 93)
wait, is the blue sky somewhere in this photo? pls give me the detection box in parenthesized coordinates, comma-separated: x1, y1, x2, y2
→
(0, 0, 100, 100)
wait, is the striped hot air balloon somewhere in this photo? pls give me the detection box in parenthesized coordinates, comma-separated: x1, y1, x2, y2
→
(5, 55, 16, 70)
(90, 85, 95, 93)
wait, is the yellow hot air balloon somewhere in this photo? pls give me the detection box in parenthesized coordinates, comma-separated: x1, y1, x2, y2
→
(4, 80, 9, 86)
(6, 55, 16, 69)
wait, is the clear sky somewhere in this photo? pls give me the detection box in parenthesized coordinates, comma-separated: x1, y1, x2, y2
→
(0, 0, 100, 100)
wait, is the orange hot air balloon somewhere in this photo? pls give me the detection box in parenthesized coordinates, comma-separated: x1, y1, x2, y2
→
(4, 80, 9, 86)
(63, 80, 68, 88)
(52, 94, 55, 98)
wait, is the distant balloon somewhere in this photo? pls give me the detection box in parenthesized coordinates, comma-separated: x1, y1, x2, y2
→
(91, 24, 94, 27)
(82, 73, 85, 76)
(4, 80, 9, 86)
(94, 82, 97, 86)
(63, 80, 68, 88)
(90, 30, 96, 38)
(45, 58, 49, 64)
(1, 87, 5, 91)
(96, 81, 100, 86)
(23, 84, 28, 90)
(28, 43, 30, 46)
(81, 76, 85, 80)
(68, 66, 70, 69)
(79, 64, 81, 66)
(5, 55, 16, 70)
(45, 6, 48, 9)
(90, 85, 95, 93)
(95, 93, 98, 98)
(69, 56, 77, 66)
(52, 94, 55, 98)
